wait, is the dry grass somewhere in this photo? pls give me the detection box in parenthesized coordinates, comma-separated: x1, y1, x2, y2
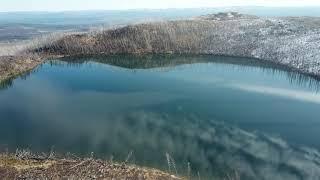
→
(28, 13, 320, 77)
(0, 55, 44, 82)
(0, 151, 183, 180)
(1, 12, 320, 82)
(0, 155, 55, 171)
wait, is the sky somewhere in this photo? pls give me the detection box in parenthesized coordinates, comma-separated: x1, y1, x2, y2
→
(0, 0, 320, 12)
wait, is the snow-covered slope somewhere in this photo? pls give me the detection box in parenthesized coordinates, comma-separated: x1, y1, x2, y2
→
(35, 12, 320, 77)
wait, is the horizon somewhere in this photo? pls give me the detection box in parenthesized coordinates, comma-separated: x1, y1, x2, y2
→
(0, 0, 320, 12)
(0, 6, 320, 13)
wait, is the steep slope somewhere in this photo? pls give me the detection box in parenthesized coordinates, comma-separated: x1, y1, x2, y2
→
(34, 12, 320, 78)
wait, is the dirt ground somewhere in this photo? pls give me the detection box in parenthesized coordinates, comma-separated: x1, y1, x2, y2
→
(0, 153, 182, 180)
(0, 55, 43, 82)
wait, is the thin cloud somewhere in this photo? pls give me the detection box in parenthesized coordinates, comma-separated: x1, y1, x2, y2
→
(0, 0, 319, 12)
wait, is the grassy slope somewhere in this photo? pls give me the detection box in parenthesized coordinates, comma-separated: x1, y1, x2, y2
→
(34, 12, 320, 77)
(1, 12, 320, 82)
(0, 153, 182, 180)
(0, 56, 43, 82)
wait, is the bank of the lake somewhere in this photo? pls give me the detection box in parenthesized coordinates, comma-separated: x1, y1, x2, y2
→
(1, 56, 320, 180)
(0, 56, 43, 82)
(1, 12, 320, 83)
(1, 12, 320, 180)
(0, 152, 182, 180)
(33, 12, 320, 78)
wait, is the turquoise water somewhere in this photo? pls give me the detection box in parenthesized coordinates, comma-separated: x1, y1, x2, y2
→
(1, 55, 320, 179)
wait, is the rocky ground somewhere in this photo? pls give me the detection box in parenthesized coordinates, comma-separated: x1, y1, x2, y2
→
(0, 55, 43, 82)
(0, 152, 182, 180)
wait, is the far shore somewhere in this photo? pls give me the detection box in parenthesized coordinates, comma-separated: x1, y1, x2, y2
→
(1, 12, 320, 83)
(1, 52, 319, 85)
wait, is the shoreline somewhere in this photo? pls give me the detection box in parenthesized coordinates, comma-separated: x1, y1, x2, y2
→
(0, 152, 182, 180)
(1, 53, 320, 85)
(1, 12, 320, 83)
(0, 54, 66, 84)
(0, 55, 43, 83)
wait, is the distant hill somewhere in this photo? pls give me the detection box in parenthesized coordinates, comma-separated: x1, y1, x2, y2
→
(1, 7, 320, 42)
(32, 12, 320, 78)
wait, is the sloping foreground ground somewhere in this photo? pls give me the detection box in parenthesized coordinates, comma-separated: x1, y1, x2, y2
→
(0, 153, 182, 180)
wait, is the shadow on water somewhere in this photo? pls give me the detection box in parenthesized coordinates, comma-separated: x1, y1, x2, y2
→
(0, 68, 38, 91)
(2, 54, 320, 92)
(57, 54, 320, 92)
(0, 78, 13, 90)
(1, 55, 320, 180)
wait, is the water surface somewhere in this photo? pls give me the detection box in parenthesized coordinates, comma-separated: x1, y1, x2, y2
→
(1, 55, 320, 179)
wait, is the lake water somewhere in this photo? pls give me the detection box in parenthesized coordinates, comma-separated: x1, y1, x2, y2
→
(1, 55, 320, 179)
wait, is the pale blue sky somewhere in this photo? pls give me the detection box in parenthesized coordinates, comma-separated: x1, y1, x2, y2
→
(1, 0, 319, 12)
